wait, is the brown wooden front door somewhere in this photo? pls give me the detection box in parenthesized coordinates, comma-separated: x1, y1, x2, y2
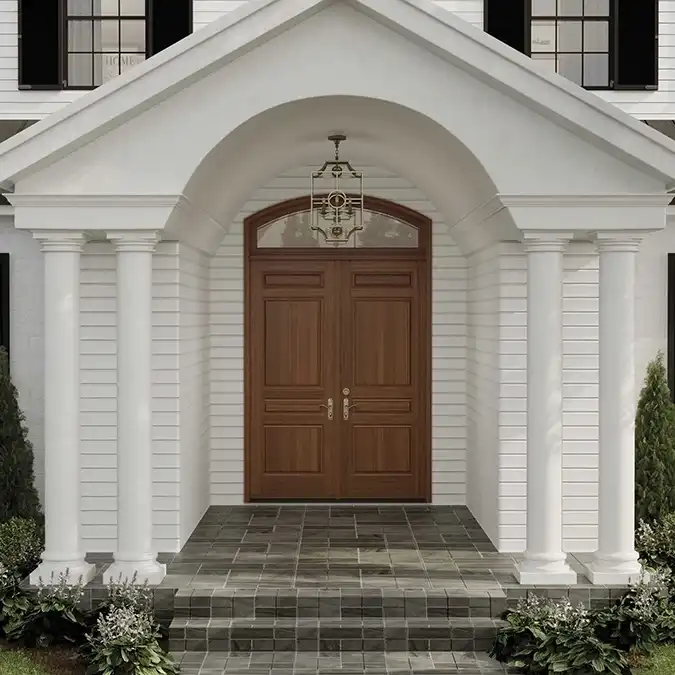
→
(245, 196, 430, 501)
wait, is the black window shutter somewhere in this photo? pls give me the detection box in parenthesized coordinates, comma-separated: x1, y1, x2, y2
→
(615, 0, 658, 90)
(149, 0, 193, 57)
(0, 254, 10, 360)
(18, 0, 60, 89)
(484, 0, 528, 54)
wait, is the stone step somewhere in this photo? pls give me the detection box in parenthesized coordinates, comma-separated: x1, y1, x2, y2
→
(168, 617, 506, 653)
(170, 650, 518, 674)
(174, 588, 507, 620)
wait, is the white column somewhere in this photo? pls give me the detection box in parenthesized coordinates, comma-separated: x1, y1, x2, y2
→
(516, 231, 577, 585)
(103, 231, 165, 585)
(584, 233, 644, 585)
(31, 232, 95, 586)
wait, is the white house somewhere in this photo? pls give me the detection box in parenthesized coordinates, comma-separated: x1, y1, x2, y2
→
(1, 0, 675, 588)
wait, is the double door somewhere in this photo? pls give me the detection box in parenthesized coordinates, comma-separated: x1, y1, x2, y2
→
(247, 257, 429, 500)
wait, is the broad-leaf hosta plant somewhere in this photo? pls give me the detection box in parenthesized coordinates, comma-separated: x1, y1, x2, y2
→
(0, 562, 31, 638)
(490, 595, 630, 674)
(84, 605, 178, 675)
(3, 571, 88, 647)
(593, 569, 675, 653)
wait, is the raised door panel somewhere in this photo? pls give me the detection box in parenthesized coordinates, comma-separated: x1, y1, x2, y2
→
(339, 261, 428, 499)
(248, 261, 340, 499)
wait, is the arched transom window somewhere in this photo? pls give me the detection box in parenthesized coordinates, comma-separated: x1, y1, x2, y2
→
(247, 196, 429, 254)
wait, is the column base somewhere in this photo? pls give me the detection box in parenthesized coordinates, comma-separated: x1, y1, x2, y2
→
(29, 558, 96, 587)
(515, 556, 578, 585)
(103, 558, 167, 585)
(583, 555, 645, 585)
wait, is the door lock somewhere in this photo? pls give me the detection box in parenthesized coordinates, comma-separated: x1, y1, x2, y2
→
(319, 398, 334, 420)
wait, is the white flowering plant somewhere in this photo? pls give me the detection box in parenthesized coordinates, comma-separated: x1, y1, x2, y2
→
(4, 570, 88, 646)
(594, 568, 675, 652)
(490, 595, 629, 674)
(85, 572, 156, 633)
(84, 605, 178, 675)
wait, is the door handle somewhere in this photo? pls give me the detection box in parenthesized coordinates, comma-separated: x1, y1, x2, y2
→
(319, 398, 334, 420)
(343, 397, 356, 420)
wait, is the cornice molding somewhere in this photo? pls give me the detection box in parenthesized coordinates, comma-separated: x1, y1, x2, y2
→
(498, 193, 673, 209)
(6, 194, 184, 209)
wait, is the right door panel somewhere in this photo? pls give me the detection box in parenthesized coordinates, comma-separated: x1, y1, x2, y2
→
(339, 259, 428, 499)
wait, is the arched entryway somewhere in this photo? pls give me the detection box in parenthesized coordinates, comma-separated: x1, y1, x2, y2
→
(244, 196, 432, 502)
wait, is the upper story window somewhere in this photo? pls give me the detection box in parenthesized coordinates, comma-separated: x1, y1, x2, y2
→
(18, 0, 193, 91)
(484, 0, 659, 91)
(530, 0, 610, 89)
(66, 0, 146, 89)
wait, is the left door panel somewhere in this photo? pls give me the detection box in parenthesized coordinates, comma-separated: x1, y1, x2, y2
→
(248, 259, 340, 499)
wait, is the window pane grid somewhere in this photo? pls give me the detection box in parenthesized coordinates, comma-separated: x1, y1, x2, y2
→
(64, 0, 147, 89)
(530, 0, 611, 89)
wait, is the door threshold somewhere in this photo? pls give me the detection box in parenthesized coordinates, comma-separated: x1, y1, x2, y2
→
(248, 499, 428, 504)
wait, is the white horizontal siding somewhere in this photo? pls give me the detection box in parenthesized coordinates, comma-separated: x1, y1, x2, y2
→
(1, 0, 675, 120)
(178, 244, 210, 547)
(466, 245, 500, 544)
(496, 242, 599, 554)
(209, 165, 468, 505)
(80, 241, 180, 553)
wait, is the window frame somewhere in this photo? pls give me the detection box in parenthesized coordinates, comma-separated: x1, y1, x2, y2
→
(526, 0, 616, 91)
(60, 0, 150, 91)
(247, 195, 430, 260)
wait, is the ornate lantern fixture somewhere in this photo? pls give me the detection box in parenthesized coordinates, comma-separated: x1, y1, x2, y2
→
(310, 134, 364, 245)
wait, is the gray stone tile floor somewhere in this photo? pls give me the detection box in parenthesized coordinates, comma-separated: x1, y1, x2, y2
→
(77, 506, 624, 674)
(86, 504, 609, 593)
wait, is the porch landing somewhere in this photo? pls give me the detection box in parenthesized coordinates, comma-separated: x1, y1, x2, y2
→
(145, 504, 597, 591)
(87, 506, 623, 675)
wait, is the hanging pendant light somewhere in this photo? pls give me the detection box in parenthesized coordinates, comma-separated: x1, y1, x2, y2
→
(310, 135, 364, 246)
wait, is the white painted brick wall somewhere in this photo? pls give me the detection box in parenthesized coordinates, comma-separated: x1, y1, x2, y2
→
(209, 165, 468, 505)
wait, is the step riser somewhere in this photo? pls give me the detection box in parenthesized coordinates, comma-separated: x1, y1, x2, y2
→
(169, 636, 498, 654)
(174, 595, 507, 620)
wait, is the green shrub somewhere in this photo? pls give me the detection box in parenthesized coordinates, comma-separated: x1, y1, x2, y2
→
(635, 352, 675, 523)
(0, 518, 43, 580)
(84, 605, 177, 675)
(636, 515, 675, 576)
(490, 595, 629, 674)
(4, 572, 87, 647)
(0, 348, 42, 524)
(593, 569, 675, 652)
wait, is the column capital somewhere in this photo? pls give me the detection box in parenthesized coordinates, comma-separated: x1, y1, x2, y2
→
(521, 230, 573, 253)
(32, 231, 88, 253)
(108, 230, 160, 252)
(592, 231, 646, 253)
